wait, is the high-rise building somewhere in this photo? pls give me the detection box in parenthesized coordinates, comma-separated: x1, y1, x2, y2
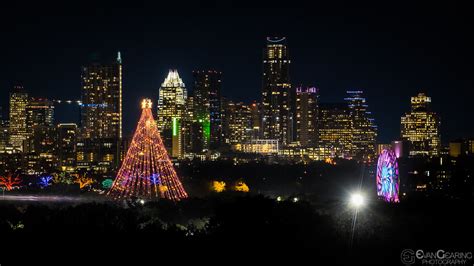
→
(25, 98, 54, 136)
(79, 52, 122, 170)
(57, 123, 77, 172)
(262, 37, 292, 146)
(192, 70, 222, 150)
(183, 96, 197, 153)
(157, 70, 187, 158)
(345, 91, 377, 162)
(449, 140, 462, 158)
(81, 52, 122, 140)
(317, 103, 352, 158)
(0, 119, 9, 152)
(316, 91, 377, 161)
(24, 97, 55, 157)
(296, 87, 319, 147)
(22, 98, 56, 174)
(23, 127, 57, 174)
(401, 93, 440, 157)
(9, 86, 29, 152)
(222, 100, 252, 146)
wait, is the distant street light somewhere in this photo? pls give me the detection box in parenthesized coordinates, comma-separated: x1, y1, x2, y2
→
(349, 192, 365, 209)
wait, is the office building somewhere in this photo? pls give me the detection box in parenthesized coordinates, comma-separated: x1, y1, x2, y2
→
(79, 52, 122, 169)
(157, 69, 187, 158)
(345, 91, 377, 162)
(9, 86, 29, 152)
(296, 87, 319, 147)
(192, 70, 222, 150)
(401, 93, 440, 157)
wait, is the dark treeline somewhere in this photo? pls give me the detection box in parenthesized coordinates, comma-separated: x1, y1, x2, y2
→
(178, 159, 367, 198)
(178, 156, 474, 200)
(0, 195, 471, 264)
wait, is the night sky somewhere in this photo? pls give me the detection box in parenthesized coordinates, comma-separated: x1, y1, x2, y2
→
(1, 1, 473, 143)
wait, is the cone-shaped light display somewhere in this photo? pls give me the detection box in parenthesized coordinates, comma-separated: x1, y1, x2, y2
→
(108, 99, 188, 201)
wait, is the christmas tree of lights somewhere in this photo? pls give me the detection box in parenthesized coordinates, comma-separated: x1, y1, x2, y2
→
(108, 99, 188, 201)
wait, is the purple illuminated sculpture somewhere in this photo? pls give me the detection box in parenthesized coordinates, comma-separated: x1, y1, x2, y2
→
(376, 149, 400, 203)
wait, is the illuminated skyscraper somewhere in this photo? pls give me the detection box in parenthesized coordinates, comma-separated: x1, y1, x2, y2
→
(79, 52, 122, 170)
(296, 87, 319, 147)
(9, 86, 29, 152)
(192, 70, 222, 150)
(81, 52, 122, 140)
(24, 98, 55, 153)
(345, 91, 377, 162)
(317, 91, 377, 161)
(222, 100, 252, 146)
(23, 98, 56, 173)
(317, 103, 352, 158)
(262, 37, 292, 146)
(25, 98, 54, 136)
(157, 69, 187, 158)
(401, 93, 440, 157)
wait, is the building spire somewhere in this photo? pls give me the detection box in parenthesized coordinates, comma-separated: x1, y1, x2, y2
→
(117, 51, 122, 64)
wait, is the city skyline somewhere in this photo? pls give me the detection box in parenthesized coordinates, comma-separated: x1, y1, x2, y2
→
(0, 2, 472, 260)
(1, 2, 473, 144)
(0, 50, 460, 145)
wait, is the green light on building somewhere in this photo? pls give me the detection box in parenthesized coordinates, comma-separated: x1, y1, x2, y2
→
(203, 119, 210, 144)
(172, 117, 178, 136)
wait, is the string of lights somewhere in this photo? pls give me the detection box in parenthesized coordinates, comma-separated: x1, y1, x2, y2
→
(51, 99, 83, 105)
(107, 99, 188, 201)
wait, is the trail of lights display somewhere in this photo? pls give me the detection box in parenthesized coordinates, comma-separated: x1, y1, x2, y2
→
(74, 174, 94, 189)
(38, 175, 53, 188)
(102, 179, 114, 189)
(234, 181, 249, 192)
(211, 181, 226, 192)
(0, 174, 22, 191)
(376, 149, 400, 203)
(108, 99, 188, 201)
